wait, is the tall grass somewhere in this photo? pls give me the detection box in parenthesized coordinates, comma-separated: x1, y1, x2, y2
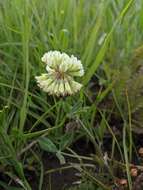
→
(0, 0, 143, 189)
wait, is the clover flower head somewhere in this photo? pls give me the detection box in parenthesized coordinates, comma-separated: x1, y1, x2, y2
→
(35, 51, 84, 96)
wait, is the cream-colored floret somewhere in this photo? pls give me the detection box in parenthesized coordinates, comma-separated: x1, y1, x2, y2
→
(36, 51, 84, 96)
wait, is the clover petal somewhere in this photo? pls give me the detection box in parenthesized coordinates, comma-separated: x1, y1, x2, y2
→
(36, 51, 84, 96)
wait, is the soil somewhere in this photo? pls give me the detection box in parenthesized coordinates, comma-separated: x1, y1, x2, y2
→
(30, 139, 95, 190)
(29, 134, 143, 190)
(42, 154, 78, 190)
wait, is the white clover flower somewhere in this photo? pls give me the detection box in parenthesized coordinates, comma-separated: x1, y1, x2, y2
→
(35, 51, 84, 96)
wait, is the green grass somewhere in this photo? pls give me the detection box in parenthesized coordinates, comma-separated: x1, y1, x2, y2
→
(0, 0, 143, 189)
